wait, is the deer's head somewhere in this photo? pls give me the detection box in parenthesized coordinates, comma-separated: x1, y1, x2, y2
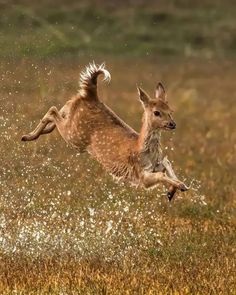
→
(137, 83, 176, 131)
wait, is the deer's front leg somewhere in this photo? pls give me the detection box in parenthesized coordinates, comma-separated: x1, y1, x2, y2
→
(142, 171, 188, 191)
(162, 156, 178, 180)
(162, 156, 189, 200)
(162, 156, 178, 201)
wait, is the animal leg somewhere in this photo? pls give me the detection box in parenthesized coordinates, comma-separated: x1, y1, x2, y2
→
(162, 156, 189, 201)
(40, 122, 56, 135)
(142, 171, 188, 192)
(162, 156, 178, 201)
(162, 156, 178, 179)
(21, 106, 60, 141)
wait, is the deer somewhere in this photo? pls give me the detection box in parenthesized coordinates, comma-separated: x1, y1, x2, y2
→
(21, 63, 189, 201)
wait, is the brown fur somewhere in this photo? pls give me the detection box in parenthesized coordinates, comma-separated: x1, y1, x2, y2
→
(22, 63, 189, 200)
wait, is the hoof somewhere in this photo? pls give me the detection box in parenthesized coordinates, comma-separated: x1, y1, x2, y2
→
(179, 183, 189, 192)
(21, 134, 32, 141)
(167, 191, 175, 201)
(21, 135, 28, 141)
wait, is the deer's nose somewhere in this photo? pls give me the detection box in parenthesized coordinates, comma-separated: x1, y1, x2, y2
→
(169, 121, 176, 129)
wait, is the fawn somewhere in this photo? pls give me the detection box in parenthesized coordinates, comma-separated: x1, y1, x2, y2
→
(22, 63, 189, 200)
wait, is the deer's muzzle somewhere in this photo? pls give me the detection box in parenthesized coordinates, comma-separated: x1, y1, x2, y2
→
(166, 121, 176, 130)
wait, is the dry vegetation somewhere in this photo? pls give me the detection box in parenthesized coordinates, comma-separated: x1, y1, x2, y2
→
(0, 58, 235, 294)
(0, 0, 236, 294)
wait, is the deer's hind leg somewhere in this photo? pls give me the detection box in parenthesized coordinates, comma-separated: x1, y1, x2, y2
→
(40, 122, 56, 135)
(21, 106, 60, 141)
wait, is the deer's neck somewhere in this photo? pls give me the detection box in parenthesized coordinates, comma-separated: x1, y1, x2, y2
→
(138, 115, 162, 171)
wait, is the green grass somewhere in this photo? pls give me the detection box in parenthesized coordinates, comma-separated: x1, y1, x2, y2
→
(1, 0, 236, 58)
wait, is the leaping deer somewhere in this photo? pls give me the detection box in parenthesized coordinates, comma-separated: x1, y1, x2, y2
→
(22, 63, 189, 201)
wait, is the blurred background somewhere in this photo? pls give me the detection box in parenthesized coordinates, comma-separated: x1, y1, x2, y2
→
(1, 0, 236, 59)
(0, 0, 236, 294)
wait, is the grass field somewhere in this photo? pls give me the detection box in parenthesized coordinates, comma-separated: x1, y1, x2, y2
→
(1, 0, 236, 59)
(0, 1, 236, 294)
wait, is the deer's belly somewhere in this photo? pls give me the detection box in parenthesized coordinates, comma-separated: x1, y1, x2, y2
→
(87, 143, 140, 185)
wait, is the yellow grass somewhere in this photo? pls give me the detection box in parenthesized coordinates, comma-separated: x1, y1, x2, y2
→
(0, 57, 235, 294)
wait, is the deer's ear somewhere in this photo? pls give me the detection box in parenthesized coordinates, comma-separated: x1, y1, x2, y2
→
(137, 86, 150, 107)
(155, 82, 167, 102)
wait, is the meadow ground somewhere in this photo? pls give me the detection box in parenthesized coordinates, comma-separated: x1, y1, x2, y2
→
(1, 57, 236, 294)
(0, 1, 236, 294)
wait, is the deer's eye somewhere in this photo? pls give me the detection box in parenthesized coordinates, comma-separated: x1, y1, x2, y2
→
(154, 111, 161, 117)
